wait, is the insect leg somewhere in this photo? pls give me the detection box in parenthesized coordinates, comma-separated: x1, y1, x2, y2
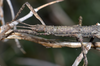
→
(10, 0, 63, 53)
(24, 0, 64, 25)
(78, 17, 88, 65)
(12, 0, 64, 25)
(24, 2, 46, 25)
(9, 2, 32, 53)
(77, 35, 88, 66)
(11, 2, 45, 25)
(15, 39, 26, 54)
(10, 2, 46, 53)
(14, 2, 46, 25)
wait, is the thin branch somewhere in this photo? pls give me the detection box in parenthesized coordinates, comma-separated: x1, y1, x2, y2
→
(0, 0, 63, 40)
(6, 0, 26, 54)
(1, 0, 64, 30)
(4, 31, 100, 48)
(14, 38, 26, 54)
(0, 0, 5, 25)
(6, 0, 15, 19)
(35, 0, 64, 12)
(72, 43, 91, 66)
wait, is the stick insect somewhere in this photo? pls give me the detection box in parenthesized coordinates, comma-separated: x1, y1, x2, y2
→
(14, 15, 100, 66)
(4, 0, 98, 66)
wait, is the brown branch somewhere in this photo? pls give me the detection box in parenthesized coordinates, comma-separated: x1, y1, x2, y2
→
(5, 31, 100, 48)
(0, 0, 64, 41)
(72, 43, 91, 66)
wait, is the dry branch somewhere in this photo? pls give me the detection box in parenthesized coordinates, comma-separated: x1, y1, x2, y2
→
(5, 31, 100, 48)
(72, 43, 91, 66)
(0, 0, 63, 40)
(0, 0, 5, 25)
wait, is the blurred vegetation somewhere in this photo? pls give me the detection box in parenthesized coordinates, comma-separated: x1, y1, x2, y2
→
(1, 0, 100, 66)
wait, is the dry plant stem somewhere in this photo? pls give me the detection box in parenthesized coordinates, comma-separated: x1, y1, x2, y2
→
(78, 36, 88, 66)
(14, 38, 26, 54)
(13, 0, 63, 25)
(72, 43, 91, 66)
(13, 2, 45, 25)
(0, 4, 37, 40)
(24, 2, 45, 25)
(0, 0, 63, 40)
(5, 32, 100, 48)
(0, 0, 63, 51)
(7, 0, 15, 19)
(14, 28, 26, 53)
(0, 25, 11, 40)
(6, 0, 26, 53)
(36, 0, 63, 11)
(78, 17, 87, 66)
(0, 0, 5, 25)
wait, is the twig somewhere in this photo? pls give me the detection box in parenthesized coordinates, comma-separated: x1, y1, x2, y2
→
(72, 43, 91, 66)
(0, 0, 5, 25)
(4, 31, 100, 48)
(6, 0, 26, 54)
(36, 0, 64, 12)
(0, 0, 63, 40)
(6, 0, 15, 19)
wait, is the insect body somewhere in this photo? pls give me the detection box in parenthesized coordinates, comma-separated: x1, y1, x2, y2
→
(25, 24, 100, 66)
(28, 24, 100, 38)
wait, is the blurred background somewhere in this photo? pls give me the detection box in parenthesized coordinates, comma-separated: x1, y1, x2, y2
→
(1, 0, 100, 66)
